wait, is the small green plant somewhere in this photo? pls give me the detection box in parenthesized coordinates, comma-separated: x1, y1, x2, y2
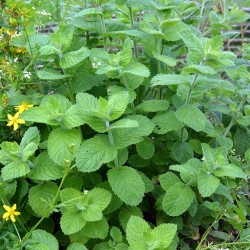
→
(0, 0, 250, 249)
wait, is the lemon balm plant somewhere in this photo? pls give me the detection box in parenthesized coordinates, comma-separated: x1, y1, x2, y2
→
(0, 0, 250, 249)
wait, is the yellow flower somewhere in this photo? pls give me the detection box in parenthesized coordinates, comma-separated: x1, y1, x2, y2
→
(3, 204, 21, 223)
(14, 101, 33, 113)
(7, 112, 25, 130)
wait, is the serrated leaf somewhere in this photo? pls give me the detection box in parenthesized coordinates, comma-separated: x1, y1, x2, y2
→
(151, 223, 177, 249)
(183, 65, 216, 75)
(198, 170, 220, 197)
(214, 164, 247, 179)
(28, 230, 59, 250)
(108, 166, 145, 206)
(112, 115, 154, 149)
(119, 38, 132, 67)
(20, 127, 40, 149)
(87, 188, 112, 211)
(76, 135, 117, 172)
(67, 243, 88, 250)
(136, 138, 155, 159)
(48, 128, 81, 165)
(162, 182, 195, 216)
(153, 110, 184, 134)
(136, 100, 169, 113)
(108, 91, 129, 120)
(108, 119, 139, 130)
(29, 182, 58, 217)
(1, 161, 30, 181)
(175, 104, 211, 132)
(159, 172, 181, 191)
(29, 152, 64, 181)
(60, 212, 86, 235)
(172, 141, 194, 163)
(60, 47, 89, 68)
(0, 141, 20, 165)
(123, 63, 150, 77)
(153, 52, 177, 67)
(151, 74, 190, 86)
(119, 207, 143, 231)
(37, 69, 70, 80)
(126, 216, 150, 246)
(62, 105, 85, 129)
(83, 218, 109, 239)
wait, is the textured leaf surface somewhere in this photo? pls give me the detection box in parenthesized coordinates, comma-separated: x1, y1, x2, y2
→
(198, 170, 220, 197)
(108, 166, 145, 206)
(136, 100, 169, 113)
(28, 230, 59, 250)
(76, 135, 117, 172)
(29, 182, 58, 217)
(175, 104, 210, 132)
(162, 182, 195, 216)
(60, 47, 89, 68)
(29, 152, 64, 181)
(37, 69, 70, 80)
(151, 74, 190, 86)
(2, 161, 30, 181)
(48, 128, 81, 165)
(67, 243, 87, 250)
(83, 218, 109, 239)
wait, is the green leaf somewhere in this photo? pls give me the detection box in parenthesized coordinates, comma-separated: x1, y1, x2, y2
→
(123, 63, 150, 77)
(183, 65, 216, 75)
(60, 212, 86, 235)
(126, 216, 150, 246)
(39, 45, 61, 61)
(172, 141, 194, 163)
(87, 188, 112, 211)
(60, 47, 89, 68)
(108, 119, 139, 130)
(151, 224, 177, 249)
(83, 218, 109, 239)
(159, 172, 181, 191)
(67, 243, 88, 250)
(112, 115, 154, 149)
(110, 226, 123, 243)
(108, 91, 130, 120)
(152, 52, 177, 67)
(175, 104, 211, 132)
(234, 128, 250, 155)
(119, 38, 132, 67)
(119, 207, 143, 231)
(136, 138, 155, 159)
(162, 182, 195, 216)
(136, 100, 169, 113)
(180, 29, 204, 64)
(29, 152, 64, 181)
(48, 128, 81, 165)
(214, 164, 247, 179)
(20, 127, 40, 149)
(29, 182, 58, 217)
(1, 161, 30, 181)
(76, 135, 117, 172)
(151, 74, 190, 86)
(27, 230, 59, 250)
(153, 110, 184, 134)
(0, 141, 20, 165)
(62, 105, 85, 129)
(108, 166, 145, 206)
(37, 69, 70, 80)
(198, 170, 220, 197)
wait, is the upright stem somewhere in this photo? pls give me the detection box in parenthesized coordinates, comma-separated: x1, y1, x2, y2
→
(106, 121, 119, 167)
(128, 7, 139, 58)
(223, 96, 246, 137)
(21, 164, 71, 245)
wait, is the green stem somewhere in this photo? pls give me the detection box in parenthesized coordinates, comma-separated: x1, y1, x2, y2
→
(106, 121, 119, 167)
(223, 96, 246, 137)
(128, 7, 139, 58)
(100, 6, 107, 51)
(21, 165, 71, 244)
(13, 223, 22, 242)
(196, 214, 222, 250)
(202, 241, 250, 250)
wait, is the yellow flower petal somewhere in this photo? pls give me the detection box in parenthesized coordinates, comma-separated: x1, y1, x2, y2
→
(7, 114, 13, 120)
(10, 214, 16, 222)
(13, 122, 18, 130)
(3, 212, 10, 218)
(16, 119, 25, 124)
(3, 205, 11, 212)
(14, 211, 21, 216)
(14, 112, 20, 119)
(7, 121, 13, 126)
(12, 204, 17, 210)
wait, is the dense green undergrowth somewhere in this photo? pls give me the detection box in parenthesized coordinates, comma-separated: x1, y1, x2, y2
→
(0, 0, 250, 249)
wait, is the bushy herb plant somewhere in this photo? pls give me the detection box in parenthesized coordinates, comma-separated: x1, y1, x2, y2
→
(0, 0, 250, 249)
